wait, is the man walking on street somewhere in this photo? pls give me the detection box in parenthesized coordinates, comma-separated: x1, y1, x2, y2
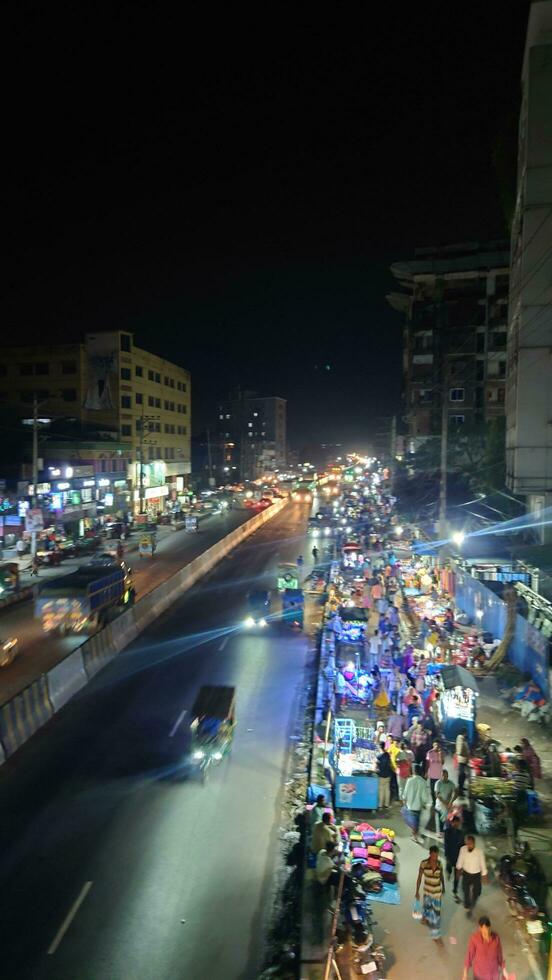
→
(456, 834, 488, 915)
(444, 815, 464, 902)
(456, 727, 470, 797)
(415, 844, 445, 941)
(462, 915, 508, 979)
(402, 763, 431, 843)
(434, 768, 457, 832)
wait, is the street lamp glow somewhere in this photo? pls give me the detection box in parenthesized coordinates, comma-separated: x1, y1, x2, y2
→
(452, 531, 465, 548)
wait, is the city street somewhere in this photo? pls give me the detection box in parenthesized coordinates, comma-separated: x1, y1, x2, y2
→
(0, 508, 253, 704)
(0, 501, 311, 980)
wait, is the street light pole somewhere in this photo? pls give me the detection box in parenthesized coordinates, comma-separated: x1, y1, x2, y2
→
(31, 393, 39, 559)
(139, 402, 145, 514)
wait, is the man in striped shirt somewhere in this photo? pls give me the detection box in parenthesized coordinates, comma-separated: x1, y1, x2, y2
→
(416, 845, 445, 941)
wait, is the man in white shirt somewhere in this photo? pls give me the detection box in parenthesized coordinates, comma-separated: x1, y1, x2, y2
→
(456, 834, 488, 913)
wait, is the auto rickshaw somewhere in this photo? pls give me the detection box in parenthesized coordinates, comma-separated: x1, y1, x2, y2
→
(189, 685, 236, 782)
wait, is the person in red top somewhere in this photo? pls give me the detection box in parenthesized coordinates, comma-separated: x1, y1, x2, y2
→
(462, 916, 507, 980)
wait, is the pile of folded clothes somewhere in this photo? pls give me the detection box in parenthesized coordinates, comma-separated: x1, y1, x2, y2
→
(340, 822, 398, 892)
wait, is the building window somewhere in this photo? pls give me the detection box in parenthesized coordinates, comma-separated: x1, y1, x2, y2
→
(498, 360, 506, 378)
(419, 389, 433, 404)
(155, 397, 161, 408)
(182, 404, 187, 414)
(449, 388, 465, 402)
(136, 392, 143, 405)
(19, 364, 33, 376)
(476, 333, 485, 353)
(164, 423, 169, 433)
(62, 389, 76, 402)
(35, 363, 49, 375)
(181, 382, 186, 392)
(449, 415, 465, 425)
(497, 387, 506, 403)
(61, 361, 76, 374)
(136, 419, 142, 432)
(149, 446, 155, 460)
(135, 365, 143, 377)
(148, 395, 154, 407)
(164, 376, 169, 386)
(493, 331, 507, 349)
(120, 334, 131, 352)
(154, 422, 161, 432)
(148, 370, 154, 381)
(121, 367, 131, 381)
(155, 372, 161, 383)
(121, 395, 132, 408)
(182, 426, 187, 435)
(476, 362, 485, 381)
(121, 424, 132, 437)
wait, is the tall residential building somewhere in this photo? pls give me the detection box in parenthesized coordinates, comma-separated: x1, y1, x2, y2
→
(0, 331, 191, 512)
(387, 240, 510, 453)
(506, 1, 552, 540)
(217, 394, 286, 480)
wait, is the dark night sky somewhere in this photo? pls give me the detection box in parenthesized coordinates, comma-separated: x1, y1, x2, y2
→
(5, 2, 530, 449)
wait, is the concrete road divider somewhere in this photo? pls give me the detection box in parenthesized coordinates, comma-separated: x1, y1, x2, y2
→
(0, 498, 288, 763)
(82, 623, 120, 680)
(47, 649, 88, 712)
(0, 676, 53, 758)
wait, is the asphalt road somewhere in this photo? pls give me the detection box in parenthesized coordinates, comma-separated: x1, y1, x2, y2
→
(0, 501, 312, 980)
(0, 508, 254, 704)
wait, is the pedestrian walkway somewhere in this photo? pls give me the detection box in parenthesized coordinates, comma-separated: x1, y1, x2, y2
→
(361, 801, 540, 979)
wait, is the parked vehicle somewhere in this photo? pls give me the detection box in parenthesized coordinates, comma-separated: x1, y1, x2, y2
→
(35, 562, 135, 634)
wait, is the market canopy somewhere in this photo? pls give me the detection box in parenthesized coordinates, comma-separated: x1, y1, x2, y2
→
(440, 664, 479, 694)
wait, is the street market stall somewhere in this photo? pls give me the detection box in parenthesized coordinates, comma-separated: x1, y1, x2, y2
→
(437, 664, 479, 746)
(332, 717, 379, 810)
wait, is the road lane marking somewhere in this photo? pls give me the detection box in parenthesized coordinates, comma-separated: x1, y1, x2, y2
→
(219, 637, 228, 651)
(47, 881, 93, 955)
(169, 708, 187, 738)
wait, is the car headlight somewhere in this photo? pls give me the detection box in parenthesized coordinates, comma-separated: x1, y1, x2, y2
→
(244, 616, 255, 628)
(312, 527, 319, 537)
(212, 751, 223, 761)
(193, 750, 205, 760)
(259, 618, 267, 628)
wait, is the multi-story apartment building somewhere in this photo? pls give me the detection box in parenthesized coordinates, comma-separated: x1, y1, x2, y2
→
(387, 240, 510, 453)
(506, 1, 552, 540)
(217, 393, 286, 480)
(0, 331, 191, 512)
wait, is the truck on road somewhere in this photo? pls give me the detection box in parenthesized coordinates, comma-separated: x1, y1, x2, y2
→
(35, 562, 135, 634)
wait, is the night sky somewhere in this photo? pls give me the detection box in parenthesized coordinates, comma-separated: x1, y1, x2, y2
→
(5, 3, 529, 449)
